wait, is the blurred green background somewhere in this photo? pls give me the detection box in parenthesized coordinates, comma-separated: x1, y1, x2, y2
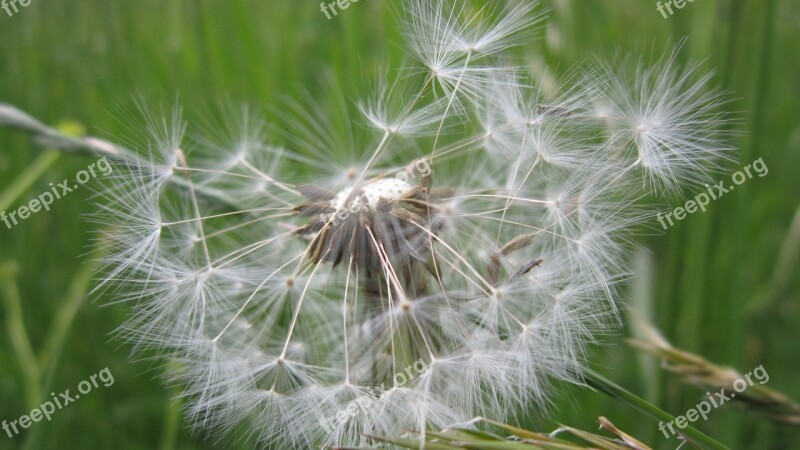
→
(0, 0, 797, 449)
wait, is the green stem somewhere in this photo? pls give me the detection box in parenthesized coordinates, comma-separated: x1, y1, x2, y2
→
(584, 369, 729, 450)
(0, 262, 42, 410)
(21, 262, 96, 450)
(159, 394, 181, 450)
(0, 150, 59, 213)
(37, 264, 93, 370)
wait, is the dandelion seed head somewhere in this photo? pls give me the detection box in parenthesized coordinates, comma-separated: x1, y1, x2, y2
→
(93, 2, 735, 448)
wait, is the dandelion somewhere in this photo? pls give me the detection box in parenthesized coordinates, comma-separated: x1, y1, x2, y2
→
(93, 1, 732, 448)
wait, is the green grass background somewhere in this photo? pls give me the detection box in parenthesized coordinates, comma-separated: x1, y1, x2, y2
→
(0, 0, 798, 449)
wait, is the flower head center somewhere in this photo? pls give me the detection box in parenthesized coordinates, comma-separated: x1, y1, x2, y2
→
(332, 178, 412, 212)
